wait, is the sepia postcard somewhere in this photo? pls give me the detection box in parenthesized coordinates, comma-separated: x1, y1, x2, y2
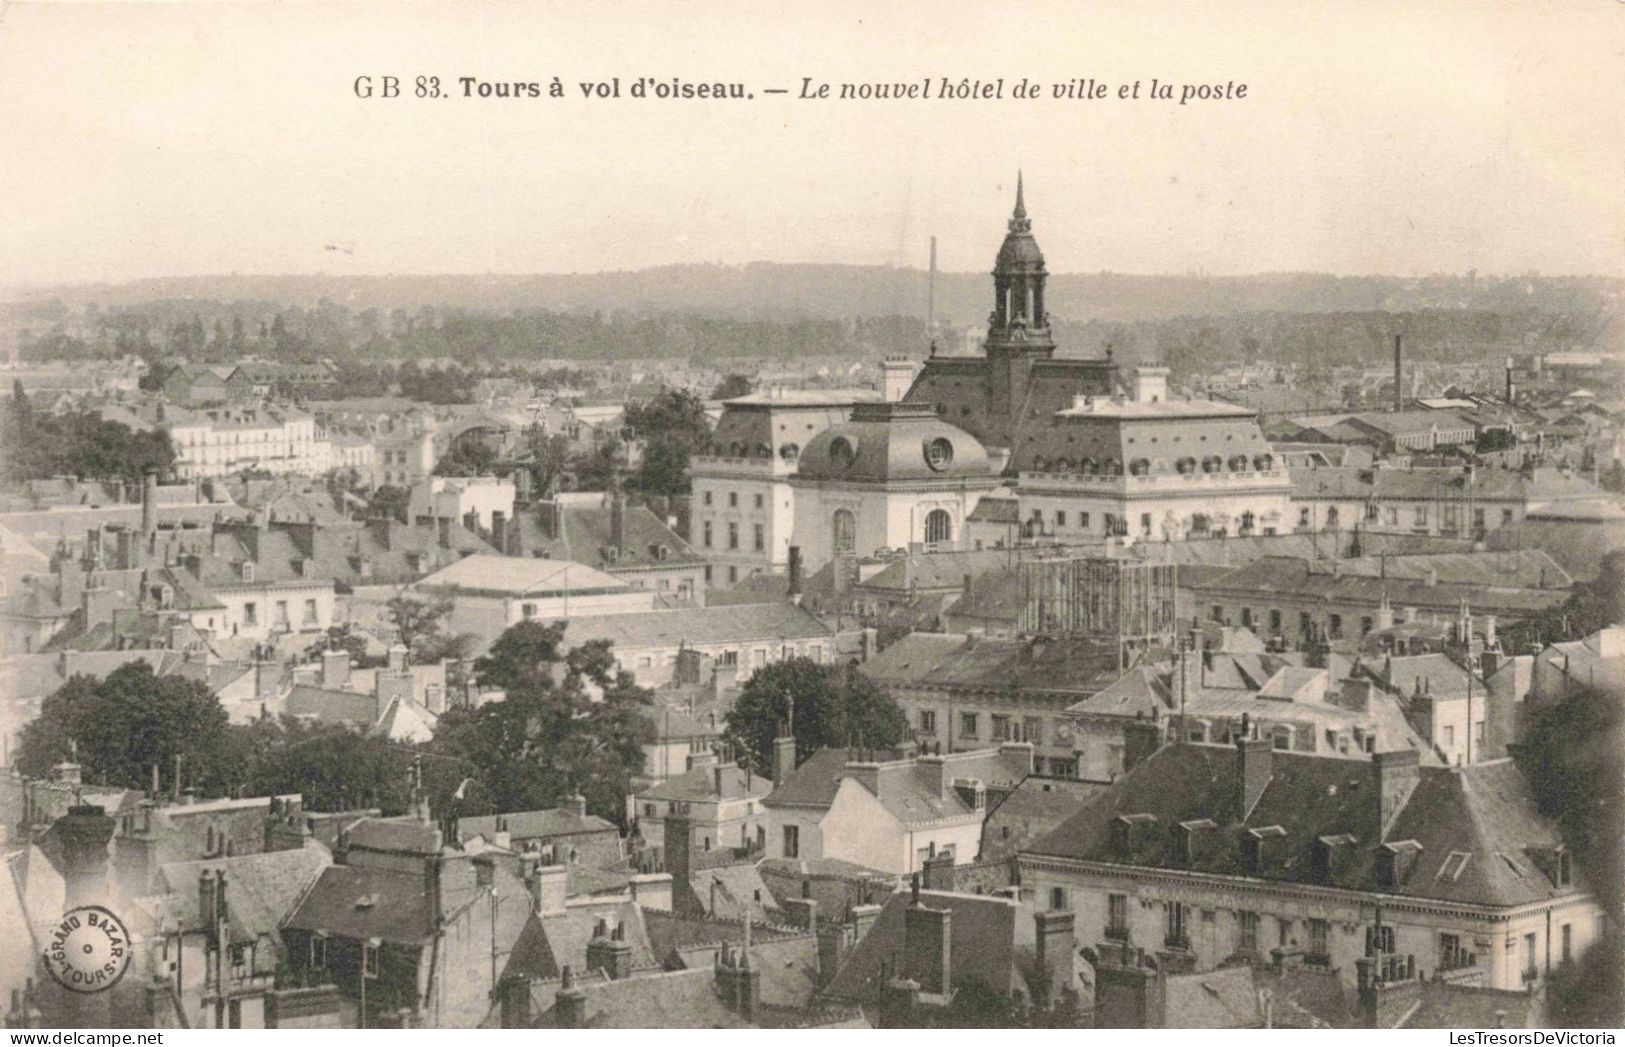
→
(0, 0, 1620, 1035)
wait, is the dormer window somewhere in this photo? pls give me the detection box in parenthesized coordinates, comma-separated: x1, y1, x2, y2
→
(239, 561, 255, 582)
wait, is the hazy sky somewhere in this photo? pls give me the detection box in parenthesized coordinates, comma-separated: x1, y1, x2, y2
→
(2, 0, 1621, 285)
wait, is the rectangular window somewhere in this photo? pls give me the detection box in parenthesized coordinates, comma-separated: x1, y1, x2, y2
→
(1054, 510, 1066, 527)
(1440, 932, 1472, 971)
(728, 566, 738, 583)
(703, 491, 713, 506)
(1386, 507, 1399, 526)
(1269, 609, 1282, 631)
(783, 825, 799, 859)
(990, 714, 1010, 740)
(1023, 716, 1043, 746)
(1211, 605, 1224, 622)
(753, 524, 764, 552)
(728, 492, 738, 508)
(1140, 512, 1152, 534)
(1562, 924, 1572, 963)
(920, 710, 937, 733)
(243, 602, 257, 626)
(1414, 506, 1429, 526)
(1522, 933, 1538, 981)
(274, 600, 289, 627)
(754, 493, 764, 509)
(1237, 911, 1259, 952)
(1107, 894, 1129, 941)
(309, 935, 327, 969)
(1166, 902, 1189, 949)
(1080, 512, 1090, 529)
(1443, 725, 1455, 748)
(1050, 886, 1067, 912)
(1474, 720, 1485, 746)
(728, 522, 739, 549)
(1299, 507, 1311, 526)
(703, 521, 713, 547)
(1307, 919, 1330, 965)
(303, 598, 318, 625)
(960, 712, 978, 739)
(362, 942, 379, 978)
(522, 602, 537, 619)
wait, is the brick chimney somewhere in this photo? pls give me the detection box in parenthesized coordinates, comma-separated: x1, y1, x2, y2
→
(490, 511, 506, 554)
(528, 862, 568, 915)
(901, 875, 952, 998)
(436, 516, 452, 550)
(921, 851, 956, 892)
(771, 726, 797, 786)
(714, 921, 761, 1020)
(1235, 735, 1273, 821)
(321, 649, 351, 689)
(1356, 951, 1420, 1029)
(1374, 749, 1420, 840)
(142, 469, 158, 535)
(609, 490, 626, 554)
(1034, 910, 1077, 1011)
(787, 545, 803, 604)
(662, 804, 699, 906)
(585, 919, 634, 980)
(56, 805, 116, 909)
(1093, 941, 1166, 1028)
(554, 965, 587, 1028)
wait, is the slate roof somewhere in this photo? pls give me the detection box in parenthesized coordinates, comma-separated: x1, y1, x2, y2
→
(980, 776, 1110, 862)
(415, 553, 628, 597)
(640, 764, 772, 804)
(282, 864, 434, 945)
(761, 749, 858, 809)
(514, 503, 707, 572)
(554, 602, 833, 651)
(860, 632, 1126, 695)
(1188, 557, 1570, 616)
(158, 843, 330, 945)
(457, 807, 617, 841)
(504, 902, 657, 981)
(822, 887, 1022, 1003)
(1027, 745, 1580, 909)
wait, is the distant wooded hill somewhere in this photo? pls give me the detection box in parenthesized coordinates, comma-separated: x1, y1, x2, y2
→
(10, 265, 1621, 326)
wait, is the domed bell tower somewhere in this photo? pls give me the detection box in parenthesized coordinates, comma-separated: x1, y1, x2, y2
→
(986, 173, 1056, 435)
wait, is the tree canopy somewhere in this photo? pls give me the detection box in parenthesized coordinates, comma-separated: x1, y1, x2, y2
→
(622, 388, 712, 496)
(429, 620, 654, 825)
(1516, 681, 1624, 1027)
(1, 393, 175, 485)
(723, 657, 909, 774)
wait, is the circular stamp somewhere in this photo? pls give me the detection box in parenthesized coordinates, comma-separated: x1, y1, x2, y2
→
(42, 905, 131, 994)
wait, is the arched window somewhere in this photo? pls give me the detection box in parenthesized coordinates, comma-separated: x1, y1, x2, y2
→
(1129, 458, 1151, 476)
(1031, 456, 1048, 472)
(1228, 454, 1249, 472)
(1202, 455, 1222, 473)
(1054, 457, 1074, 472)
(755, 443, 773, 459)
(1326, 506, 1340, 528)
(832, 509, 856, 555)
(1253, 453, 1274, 472)
(729, 442, 746, 457)
(924, 509, 952, 544)
(1080, 457, 1098, 474)
(1176, 456, 1197, 474)
(780, 443, 799, 462)
(1102, 459, 1123, 476)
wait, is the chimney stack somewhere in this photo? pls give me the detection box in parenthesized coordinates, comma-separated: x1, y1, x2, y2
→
(1034, 910, 1077, 1011)
(141, 470, 158, 536)
(1235, 735, 1273, 821)
(609, 489, 626, 553)
(1392, 334, 1404, 414)
(787, 546, 803, 604)
(490, 511, 506, 554)
(554, 965, 587, 1028)
(900, 876, 952, 998)
(1373, 749, 1421, 840)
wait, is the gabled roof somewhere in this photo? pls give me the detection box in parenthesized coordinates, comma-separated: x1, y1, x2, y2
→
(457, 807, 617, 841)
(860, 632, 1125, 695)
(282, 863, 433, 945)
(640, 763, 771, 804)
(515, 503, 706, 571)
(504, 901, 657, 981)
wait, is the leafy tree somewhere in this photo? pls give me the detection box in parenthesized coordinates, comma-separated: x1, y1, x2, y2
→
(623, 388, 712, 496)
(15, 662, 229, 792)
(723, 657, 909, 774)
(303, 623, 385, 669)
(710, 373, 755, 400)
(385, 592, 455, 662)
(431, 620, 653, 825)
(1503, 552, 1625, 651)
(433, 440, 498, 477)
(242, 718, 415, 814)
(1516, 682, 1624, 1027)
(525, 428, 574, 495)
(569, 438, 626, 492)
(364, 484, 411, 523)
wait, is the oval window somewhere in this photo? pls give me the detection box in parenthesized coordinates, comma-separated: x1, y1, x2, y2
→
(924, 437, 954, 471)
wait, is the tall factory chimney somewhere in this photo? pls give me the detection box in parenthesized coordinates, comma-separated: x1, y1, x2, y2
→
(1392, 334, 1404, 413)
(1505, 356, 1516, 403)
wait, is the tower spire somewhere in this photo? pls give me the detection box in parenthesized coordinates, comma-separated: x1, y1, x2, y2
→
(1009, 171, 1030, 232)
